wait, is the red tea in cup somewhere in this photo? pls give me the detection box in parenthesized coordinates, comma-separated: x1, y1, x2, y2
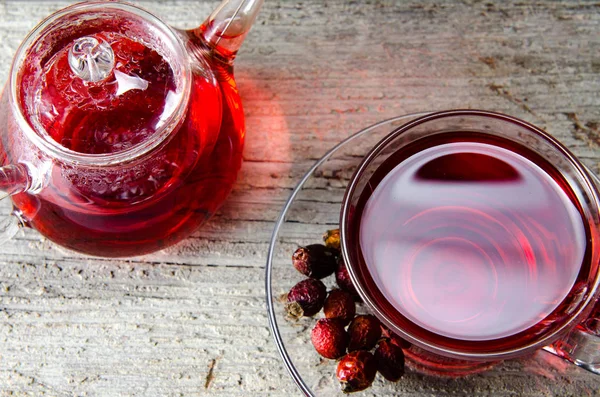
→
(357, 133, 585, 341)
(341, 111, 600, 373)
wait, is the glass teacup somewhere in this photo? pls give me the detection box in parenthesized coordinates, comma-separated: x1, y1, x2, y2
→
(341, 110, 600, 375)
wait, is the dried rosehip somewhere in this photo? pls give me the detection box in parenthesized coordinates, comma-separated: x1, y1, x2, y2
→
(311, 318, 348, 359)
(381, 326, 412, 349)
(348, 314, 382, 351)
(323, 228, 340, 250)
(286, 278, 327, 318)
(324, 289, 356, 326)
(374, 339, 405, 381)
(335, 256, 359, 299)
(292, 244, 337, 279)
(336, 351, 377, 393)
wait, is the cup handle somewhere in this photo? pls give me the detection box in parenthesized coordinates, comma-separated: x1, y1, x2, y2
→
(0, 164, 31, 244)
(544, 311, 600, 374)
(542, 165, 600, 374)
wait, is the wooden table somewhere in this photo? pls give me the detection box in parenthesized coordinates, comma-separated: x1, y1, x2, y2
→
(1, 0, 599, 395)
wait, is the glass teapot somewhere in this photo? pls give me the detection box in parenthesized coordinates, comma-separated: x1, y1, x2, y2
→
(0, 0, 263, 257)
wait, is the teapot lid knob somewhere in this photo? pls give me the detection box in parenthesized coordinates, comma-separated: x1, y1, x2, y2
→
(11, 2, 194, 159)
(68, 36, 115, 82)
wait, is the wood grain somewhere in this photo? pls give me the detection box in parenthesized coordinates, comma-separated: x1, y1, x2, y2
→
(0, 0, 599, 395)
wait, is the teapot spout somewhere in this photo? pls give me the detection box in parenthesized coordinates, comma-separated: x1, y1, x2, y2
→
(191, 0, 264, 63)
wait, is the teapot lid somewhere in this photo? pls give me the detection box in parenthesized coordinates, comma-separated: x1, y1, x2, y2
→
(11, 1, 191, 162)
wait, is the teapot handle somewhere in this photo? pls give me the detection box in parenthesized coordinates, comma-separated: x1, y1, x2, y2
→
(542, 165, 600, 375)
(0, 164, 30, 244)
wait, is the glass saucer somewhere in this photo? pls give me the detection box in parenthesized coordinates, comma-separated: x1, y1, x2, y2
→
(264, 113, 599, 396)
(265, 113, 428, 396)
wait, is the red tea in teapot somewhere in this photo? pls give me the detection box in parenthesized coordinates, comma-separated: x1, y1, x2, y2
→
(352, 133, 588, 345)
(1, 11, 245, 257)
(33, 32, 178, 154)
